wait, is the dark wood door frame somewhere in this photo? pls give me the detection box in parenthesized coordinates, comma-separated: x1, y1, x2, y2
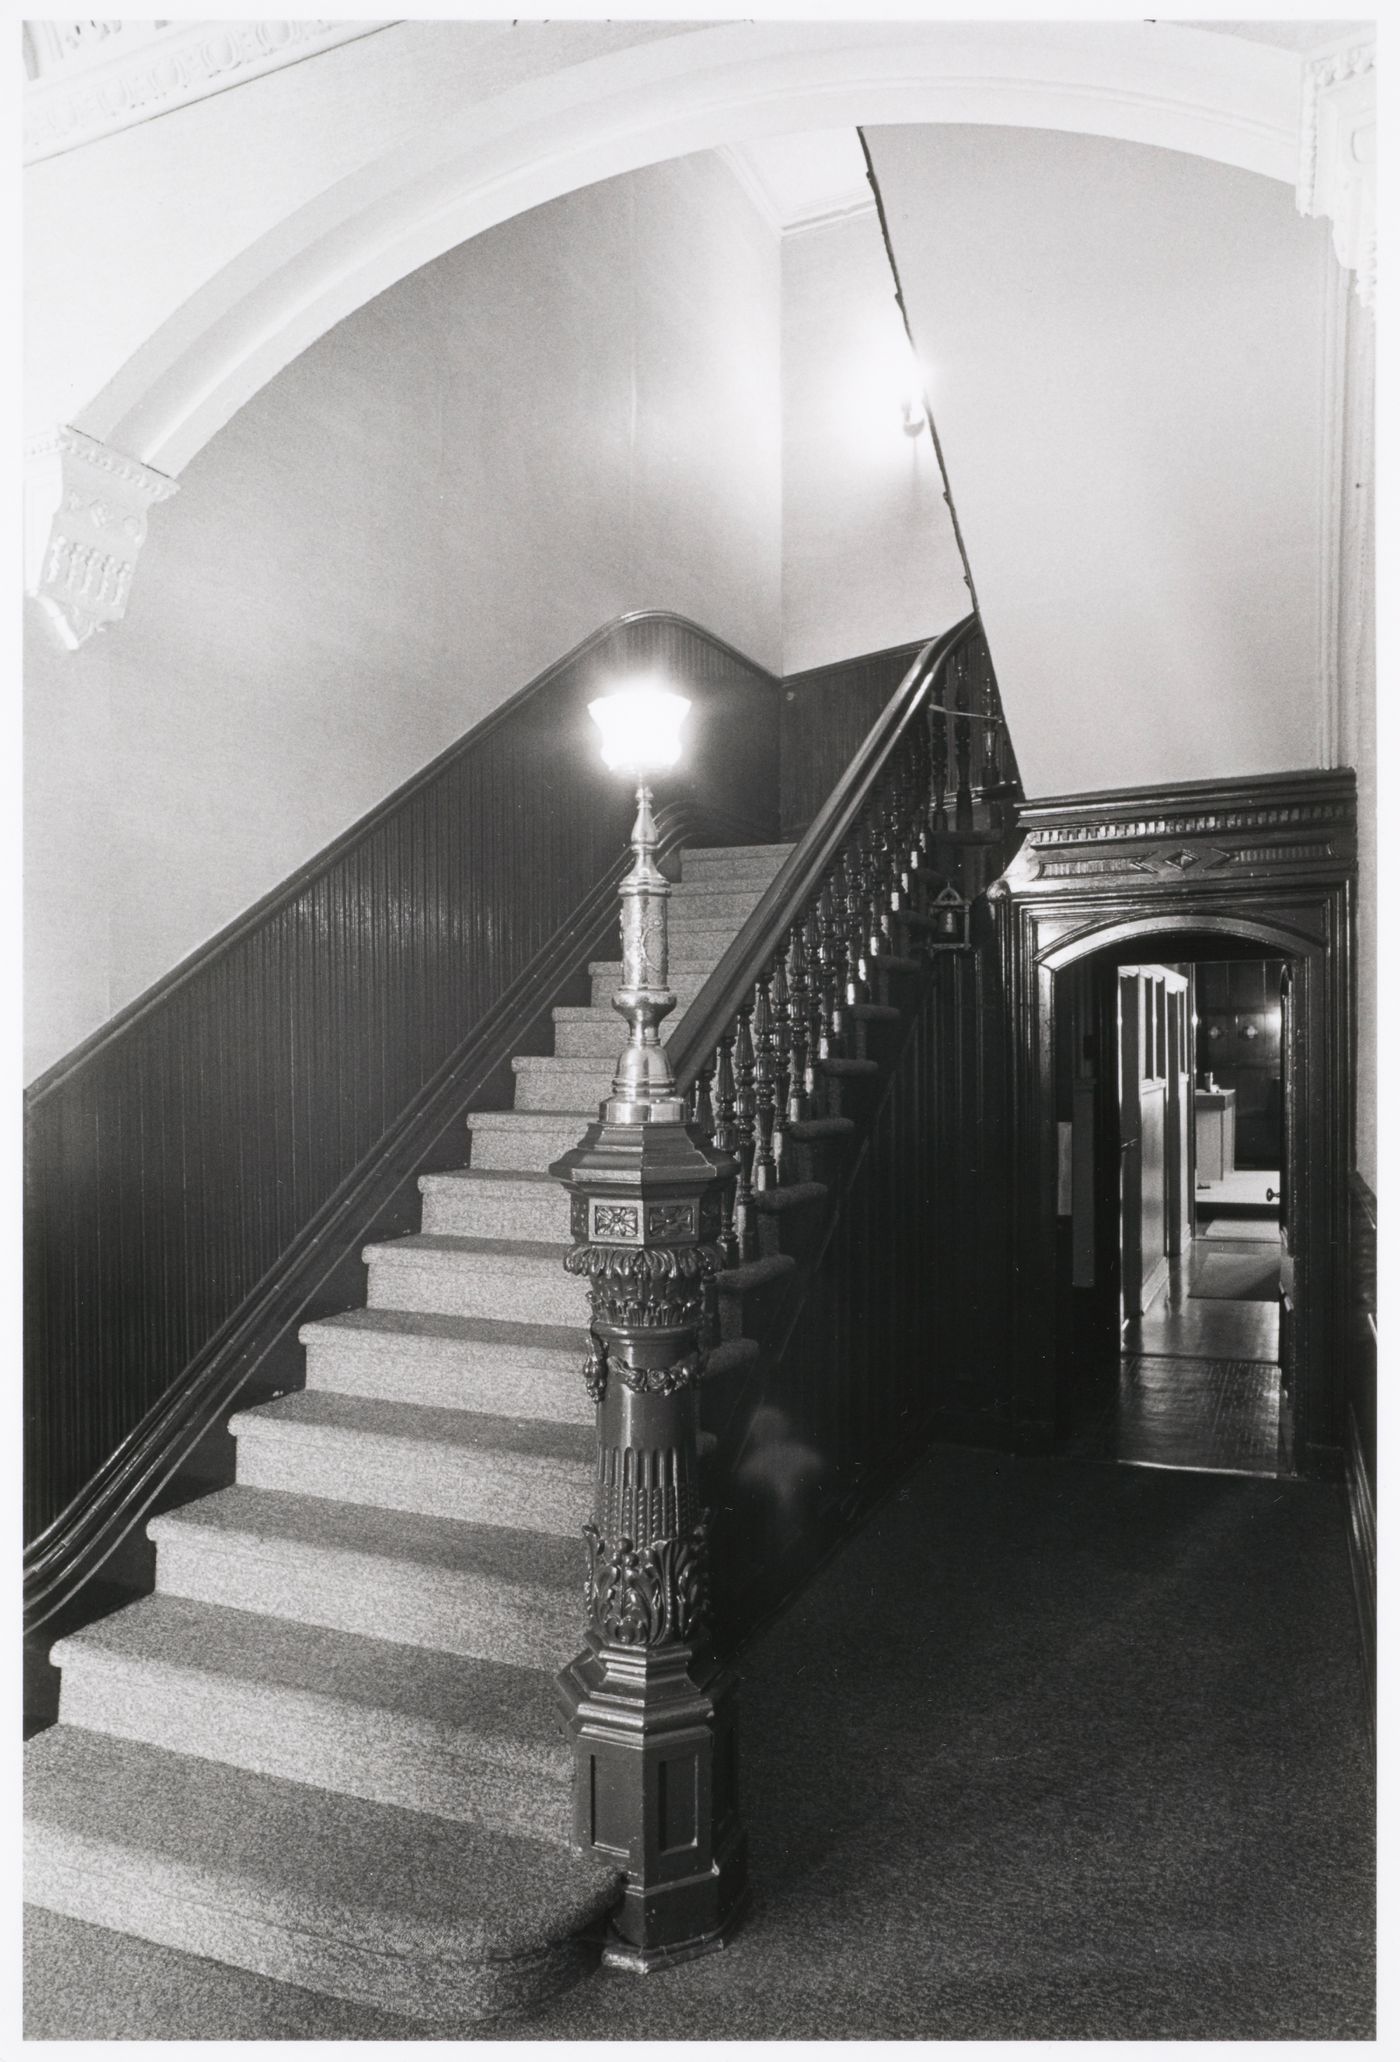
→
(991, 769, 1355, 1480)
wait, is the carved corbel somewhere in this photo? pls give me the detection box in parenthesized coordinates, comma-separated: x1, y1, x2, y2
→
(1298, 37, 1376, 312)
(25, 427, 177, 651)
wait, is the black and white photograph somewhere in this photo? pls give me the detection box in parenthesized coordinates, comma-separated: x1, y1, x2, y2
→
(17, 6, 1380, 2043)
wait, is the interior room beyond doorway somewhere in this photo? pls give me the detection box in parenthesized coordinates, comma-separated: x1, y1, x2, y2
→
(1057, 945, 1290, 1480)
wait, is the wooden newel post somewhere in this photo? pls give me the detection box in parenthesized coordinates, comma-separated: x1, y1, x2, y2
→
(551, 753, 747, 1971)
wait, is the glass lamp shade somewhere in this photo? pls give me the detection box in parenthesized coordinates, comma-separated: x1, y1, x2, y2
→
(588, 681, 691, 777)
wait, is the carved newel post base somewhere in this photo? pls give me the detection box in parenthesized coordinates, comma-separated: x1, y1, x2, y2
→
(551, 774, 746, 1969)
(551, 1114, 747, 1970)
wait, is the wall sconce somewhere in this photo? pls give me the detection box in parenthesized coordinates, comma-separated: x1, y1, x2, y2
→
(925, 881, 972, 950)
(900, 340, 928, 437)
(586, 678, 692, 1120)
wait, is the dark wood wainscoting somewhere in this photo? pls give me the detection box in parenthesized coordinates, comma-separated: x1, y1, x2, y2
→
(706, 939, 1009, 1647)
(990, 770, 1356, 1480)
(779, 639, 930, 840)
(1345, 1172, 1376, 1730)
(25, 613, 780, 1615)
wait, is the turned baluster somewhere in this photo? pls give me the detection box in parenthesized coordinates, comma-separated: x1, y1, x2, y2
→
(929, 700, 950, 837)
(903, 719, 932, 910)
(872, 784, 900, 959)
(731, 1005, 758, 1260)
(978, 636, 1001, 795)
(768, 948, 792, 1185)
(817, 873, 846, 1062)
(953, 645, 974, 832)
(686, 1051, 716, 1136)
(843, 834, 871, 1008)
(712, 1029, 739, 1265)
(789, 910, 817, 1121)
(751, 971, 778, 1195)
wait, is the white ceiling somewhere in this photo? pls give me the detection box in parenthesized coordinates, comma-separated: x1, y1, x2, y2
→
(721, 128, 872, 234)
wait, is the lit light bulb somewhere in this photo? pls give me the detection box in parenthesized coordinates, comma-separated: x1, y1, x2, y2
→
(588, 678, 691, 778)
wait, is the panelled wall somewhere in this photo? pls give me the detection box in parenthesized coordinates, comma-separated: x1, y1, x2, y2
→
(779, 640, 928, 840)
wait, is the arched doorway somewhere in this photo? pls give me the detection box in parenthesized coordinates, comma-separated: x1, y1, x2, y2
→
(994, 770, 1355, 1481)
(1052, 929, 1299, 1477)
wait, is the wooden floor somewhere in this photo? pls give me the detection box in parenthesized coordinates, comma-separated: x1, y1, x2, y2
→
(1125, 1239, 1280, 1363)
(1075, 1234, 1283, 1478)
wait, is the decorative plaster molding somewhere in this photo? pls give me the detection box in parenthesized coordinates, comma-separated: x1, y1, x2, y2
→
(25, 427, 177, 650)
(1297, 36, 1376, 309)
(24, 20, 391, 163)
(57, 20, 1301, 477)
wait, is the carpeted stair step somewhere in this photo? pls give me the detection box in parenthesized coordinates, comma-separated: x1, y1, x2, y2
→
(229, 1391, 591, 1534)
(511, 1055, 615, 1112)
(668, 887, 767, 922)
(678, 843, 792, 880)
(24, 1726, 617, 2023)
(552, 1006, 665, 1058)
(364, 1233, 585, 1329)
(50, 1594, 573, 1843)
(669, 917, 760, 948)
(300, 1309, 588, 1423)
(467, 1109, 592, 1172)
(589, 959, 715, 1007)
(420, 1168, 571, 1243)
(148, 1487, 581, 1668)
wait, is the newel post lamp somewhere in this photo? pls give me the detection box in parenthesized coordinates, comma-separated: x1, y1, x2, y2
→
(549, 678, 747, 1970)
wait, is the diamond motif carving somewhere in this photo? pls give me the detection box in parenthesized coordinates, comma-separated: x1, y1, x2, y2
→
(25, 427, 177, 650)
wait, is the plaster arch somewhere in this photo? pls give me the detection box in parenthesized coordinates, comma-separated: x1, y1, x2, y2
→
(65, 19, 1301, 479)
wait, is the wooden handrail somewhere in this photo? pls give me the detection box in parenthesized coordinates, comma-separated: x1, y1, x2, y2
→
(669, 612, 979, 1094)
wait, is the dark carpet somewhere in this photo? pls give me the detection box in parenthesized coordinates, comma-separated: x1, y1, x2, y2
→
(25, 1447, 1374, 2040)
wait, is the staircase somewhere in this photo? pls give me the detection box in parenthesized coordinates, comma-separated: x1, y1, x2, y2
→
(24, 841, 792, 2028)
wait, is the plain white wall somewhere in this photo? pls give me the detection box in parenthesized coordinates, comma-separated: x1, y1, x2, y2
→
(1335, 290, 1376, 1190)
(867, 125, 1334, 799)
(780, 208, 969, 672)
(24, 153, 781, 1081)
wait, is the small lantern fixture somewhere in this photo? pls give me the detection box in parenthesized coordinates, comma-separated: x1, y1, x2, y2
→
(926, 880, 972, 951)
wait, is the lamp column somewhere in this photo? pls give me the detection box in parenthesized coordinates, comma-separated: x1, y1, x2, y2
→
(552, 744, 747, 1970)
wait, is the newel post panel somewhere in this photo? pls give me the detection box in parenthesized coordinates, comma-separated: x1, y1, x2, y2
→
(551, 779, 746, 1970)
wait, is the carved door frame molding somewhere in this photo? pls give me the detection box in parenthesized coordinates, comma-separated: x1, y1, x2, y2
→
(990, 768, 1356, 1478)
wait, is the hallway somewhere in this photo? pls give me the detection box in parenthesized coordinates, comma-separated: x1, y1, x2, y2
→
(25, 1443, 1373, 2040)
(1072, 1227, 1283, 1478)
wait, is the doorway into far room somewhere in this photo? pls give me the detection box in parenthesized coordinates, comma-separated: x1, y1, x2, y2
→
(1054, 941, 1293, 1480)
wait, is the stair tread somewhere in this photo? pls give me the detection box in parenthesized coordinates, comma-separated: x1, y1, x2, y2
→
(681, 844, 792, 865)
(364, 1233, 567, 1265)
(717, 1253, 798, 1292)
(299, 1307, 579, 1361)
(788, 1115, 856, 1140)
(51, 1595, 572, 1778)
(512, 1055, 613, 1072)
(420, 1167, 555, 1189)
(25, 1727, 616, 1956)
(467, 1108, 594, 1130)
(231, 1390, 591, 1465)
(148, 1486, 581, 1592)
